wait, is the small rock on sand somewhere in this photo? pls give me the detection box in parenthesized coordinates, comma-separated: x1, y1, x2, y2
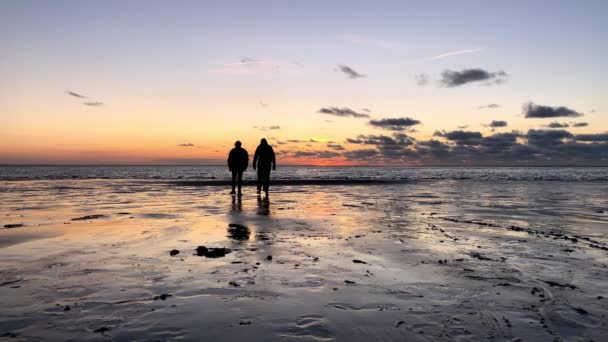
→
(170, 249, 180, 256)
(344, 280, 356, 284)
(195, 246, 231, 258)
(266, 255, 273, 261)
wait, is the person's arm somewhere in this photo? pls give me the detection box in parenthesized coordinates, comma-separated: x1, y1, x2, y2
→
(271, 147, 276, 170)
(252, 147, 259, 170)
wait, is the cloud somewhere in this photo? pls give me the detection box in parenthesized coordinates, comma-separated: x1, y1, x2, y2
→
(83, 101, 103, 107)
(66, 90, 87, 98)
(415, 74, 430, 86)
(479, 104, 500, 110)
(488, 120, 508, 128)
(346, 133, 414, 158)
(177, 143, 196, 147)
(290, 150, 340, 159)
(342, 128, 607, 165)
(338, 65, 365, 79)
(254, 125, 281, 131)
(318, 107, 370, 118)
(572, 122, 589, 127)
(434, 130, 483, 145)
(327, 143, 345, 151)
(457, 125, 469, 129)
(430, 48, 483, 60)
(523, 102, 583, 118)
(546, 122, 569, 128)
(575, 133, 608, 142)
(526, 129, 573, 146)
(343, 149, 379, 161)
(369, 117, 421, 131)
(440, 68, 508, 87)
(219, 58, 302, 75)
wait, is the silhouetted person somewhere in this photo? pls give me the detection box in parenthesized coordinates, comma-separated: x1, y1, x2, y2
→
(227, 140, 248, 195)
(253, 138, 276, 196)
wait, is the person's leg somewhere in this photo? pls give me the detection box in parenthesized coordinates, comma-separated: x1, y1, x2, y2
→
(256, 168, 262, 193)
(262, 168, 270, 193)
(231, 170, 237, 194)
(237, 170, 243, 195)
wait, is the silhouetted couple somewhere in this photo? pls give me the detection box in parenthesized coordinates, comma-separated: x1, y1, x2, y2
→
(227, 138, 276, 196)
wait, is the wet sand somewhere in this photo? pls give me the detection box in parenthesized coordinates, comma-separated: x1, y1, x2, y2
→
(1, 179, 607, 341)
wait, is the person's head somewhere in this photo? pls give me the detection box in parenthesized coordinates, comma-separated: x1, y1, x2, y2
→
(234, 140, 242, 148)
(260, 138, 268, 146)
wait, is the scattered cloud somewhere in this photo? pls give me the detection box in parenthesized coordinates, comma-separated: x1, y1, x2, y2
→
(66, 90, 104, 107)
(457, 125, 469, 129)
(369, 117, 422, 131)
(479, 104, 500, 110)
(177, 143, 196, 147)
(343, 149, 379, 160)
(488, 120, 508, 128)
(338, 65, 365, 79)
(572, 122, 589, 127)
(327, 143, 345, 151)
(440, 68, 508, 87)
(434, 130, 483, 145)
(318, 107, 370, 118)
(523, 102, 583, 118)
(219, 58, 302, 75)
(254, 125, 281, 131)
(66, 90, 87, 98)
(546, 122, 569, 128)
(290, 150, 341, 159)
(575, 133, 608, 142)
(259, 101, 269, 107)
(341, 128, 607, 165)
(415, 74, 430, 86)
(430, 48, 483, 60)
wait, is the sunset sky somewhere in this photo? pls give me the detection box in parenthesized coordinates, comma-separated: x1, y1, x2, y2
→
(1, 0, 606, 165)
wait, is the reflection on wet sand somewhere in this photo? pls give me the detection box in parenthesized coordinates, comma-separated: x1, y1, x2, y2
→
(257, 195, 271, 216)
(0, 180, 607, 341)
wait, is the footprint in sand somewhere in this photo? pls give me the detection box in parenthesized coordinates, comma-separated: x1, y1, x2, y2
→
(282, 315, 334, 341)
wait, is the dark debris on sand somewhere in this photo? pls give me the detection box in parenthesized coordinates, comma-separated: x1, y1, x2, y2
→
(195, 246, 231, 258)
(93, 327, 110, 334)
(352, 259, 369, 265)
(3, 224, 25, 229)
(153, 294, 172, 300)
(72, 214, 107, 221)
(228, 223, 251, 241)
(169, 249, 180, 257)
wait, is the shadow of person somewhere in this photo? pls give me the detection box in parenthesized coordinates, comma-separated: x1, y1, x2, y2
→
(231, 195, 242, 213)
(257, 195, 271, 216)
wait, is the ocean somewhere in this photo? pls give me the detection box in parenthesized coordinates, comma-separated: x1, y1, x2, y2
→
(1, 165, 607, 182)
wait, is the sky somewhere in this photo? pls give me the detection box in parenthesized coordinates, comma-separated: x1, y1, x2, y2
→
(1, 0, 607, 165)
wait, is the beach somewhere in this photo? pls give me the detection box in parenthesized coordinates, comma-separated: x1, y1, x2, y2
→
(1, 168, 608, 341)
